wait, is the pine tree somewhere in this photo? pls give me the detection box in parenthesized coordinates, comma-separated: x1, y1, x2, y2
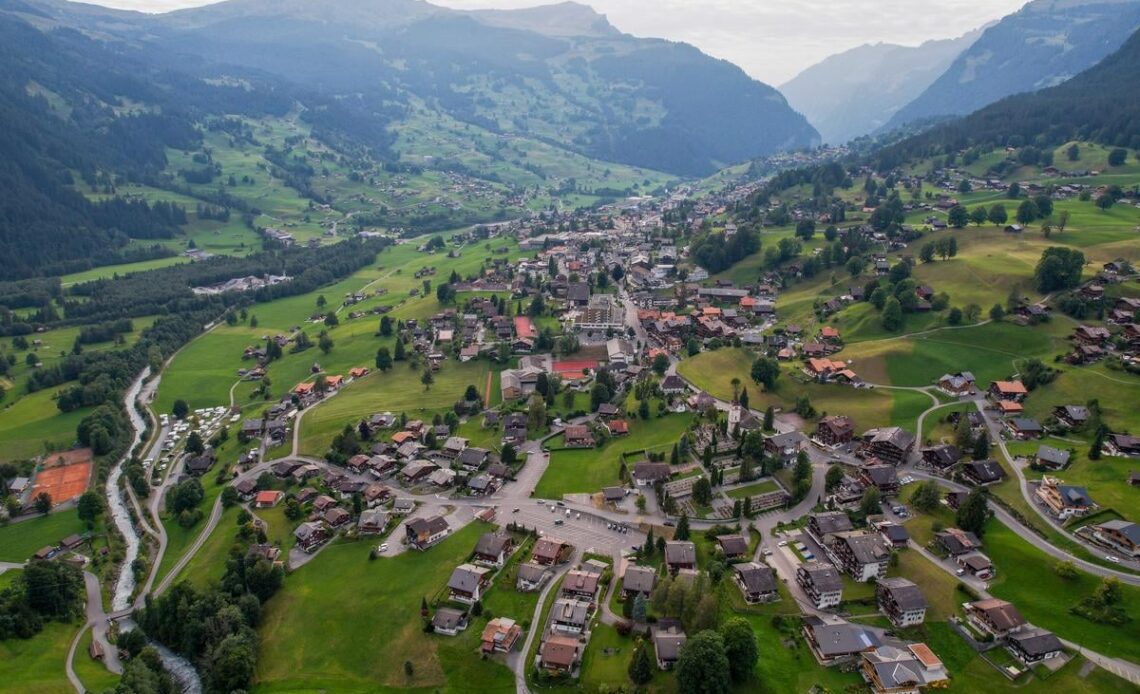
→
(629, 642, 654, 684)
(675, 512, 690, 541)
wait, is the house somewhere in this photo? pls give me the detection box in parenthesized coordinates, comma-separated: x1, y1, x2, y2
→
(808, 511, 854, 542)
(457, 447, 490, 472)
(1092, 520, 1140, 558)
(878, 522, 911, 549)
(539, 634, 580, 673)
(1072, 325, 1111, 346)
(516, 562, 549, 591)
(963, 459, 1005, 486)
(606, 419, 630, 436)
(561, 570, 601, 602)
(1005, 418, 1043, 440)
(254, 490, 283, 508)
(481, 617, 522, 654)
(830, 532, 890, 582)
(448, 563, 492, 603)
(406, 515, 450, 549)
(652, 621, 687, 670)
(1007, 628, 1063, 665)
(861, 643, 949, 694)
(357, 509, 389, 535)
(233, 478, 257, 501)
(797, 563, 843, 608)
(716, 534, 749, 559)
(323, 507, 350, 528)
(966, 597, 1030, 638)
(957, 553, 995, 580)
(1035, 476, 1096, 519)
(660, 374, 688, 395)
(247, 544, 280, 563)
(632, 462, 671, 486)
(765, 431, 807, 466)
(1031, 444, 1070, 470)
(664, 541, 697, 572)
(473, 532, 514, 567)
(935, 528, 982, 556)
(816, 415, 855, 447)
(621, 565, 657, 599)
(876, 578, 927, 627)
(988, 380, 1028, 402)
(734, 562, 779, 603)
(401, 459, 438, 484)
(391, 498, 416, 515)
(562, 425, 594, 449)
(431, 607, 468, 636)
(602, 486, 626, 504)
(858, 464, 900, 496)
(532, 537, 569, 565)
(937, 372, 976, 396)
(294, 522, 329, 553)
(802, 616, 881, 664)
(1053, 405, 1091, 429)
(1105, 433, 1140, 458)
(860, 427, 916, 465)
(920, 444, 961, 470)
(550, 598, 591, 634)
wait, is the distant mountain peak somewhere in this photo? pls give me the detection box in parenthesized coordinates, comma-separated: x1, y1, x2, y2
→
(468, 1, 618, 38)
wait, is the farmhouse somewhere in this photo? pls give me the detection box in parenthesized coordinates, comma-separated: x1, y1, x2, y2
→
(621, 565, 657, 599)
(815, 415, 855, 447)
(664, 541, 697, 572)
(1035, 476, 1096, 519)
(1105, 433, 1140, 458)
(447, 563, 492, 604)
(937, 372, 976, 396)
(988, 380, 1028, 402)
(963, 459, 1005, 486)
(652, 621, 687, 670)
(406, 515, 450, 549)
(716, 534, 749, 559)
(1032, 444, 1071, 470)
(1007, 628, 1064, 665)
(733, 562, 779, 603)
(357, 509, 389, 535)
(920, 444, 961, 470)
(562, 425, 595, 448)
(1092, 520, 1140, 557)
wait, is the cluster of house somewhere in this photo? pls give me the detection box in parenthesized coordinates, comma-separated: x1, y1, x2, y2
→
(1066, 302, 1140, 365)
(815, 421, 918, 507)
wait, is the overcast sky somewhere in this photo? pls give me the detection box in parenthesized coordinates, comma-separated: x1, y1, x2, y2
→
(84, 0, 1028, 84)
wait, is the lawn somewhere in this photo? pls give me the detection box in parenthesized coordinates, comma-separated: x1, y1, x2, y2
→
(173, 506, 242, 588)
(983, 520, 1140, 663)
(890, 550, 961, 621)
(255, 521, 517, 693)
(534, 414, 694, 499)
(1011, 439, 1138, 522)
(152, 469, 230, 587)
(74, 628, 121, 693)
(0, 388, 92, 462)
(297, 358, 496, 457)
(0, 511, 90, 562)
(0, 621, 79, 694)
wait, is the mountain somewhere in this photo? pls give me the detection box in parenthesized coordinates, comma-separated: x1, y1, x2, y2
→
(18, 0, 818, 177)
(876, 25, 1140, 167)
(884, 0, 1140, 133)
(781, 29, 981, 145)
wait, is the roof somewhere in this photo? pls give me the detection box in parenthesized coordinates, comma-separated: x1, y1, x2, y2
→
(408, 515, 449, 536)
(836, 532, 890, 564)
(551, 598, 590, 625)
(1036, 445, 1071, 466)
(622, 565, 657, 594)
(966, 459, 1005, 482)
(474, 532, 512, 557)
(801, 562, 843, 592)
(811, 511, 854, 535)
(254, 490, 281, 505)
(878, 577, 928, 610)
(992, 380, 1028, 394)
(653, 624, 688, 661)
(1097, 520, 1140, 544)
(865, 426, 916, 451)
(970, 599, 1026, 631)
(717, 534, 749, 555)
(806, 619, 881, 656)
(432, 607, 466, 630)
(734, 562, 777, 593)
(540, 635, 579, 667)
(448, 564, 490, 593)
(1010, 628, 1063, 656)
(517, 562, 548, 583)
(664, 541, 696, 565)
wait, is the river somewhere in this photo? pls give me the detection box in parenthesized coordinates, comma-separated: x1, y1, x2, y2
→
(105, 368, 203, 693)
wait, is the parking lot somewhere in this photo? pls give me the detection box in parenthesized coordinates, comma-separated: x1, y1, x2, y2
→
(510, 501, 645, 558)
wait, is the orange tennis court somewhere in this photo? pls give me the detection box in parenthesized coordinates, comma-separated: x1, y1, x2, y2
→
(31, 449, 93, 506)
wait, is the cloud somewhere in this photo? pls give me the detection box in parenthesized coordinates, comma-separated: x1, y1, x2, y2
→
(83, 0, 1028, 83)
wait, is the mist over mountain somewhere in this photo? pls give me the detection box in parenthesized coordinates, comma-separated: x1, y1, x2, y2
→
(884, 0, 1140, 132)
(781, 29, 981, 145)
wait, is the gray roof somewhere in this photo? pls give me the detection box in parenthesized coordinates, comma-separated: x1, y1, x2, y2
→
(966, 459, 1005, 482)
(448, 564, 490, 593)
(474, 532, 512, 558)
(1098, 520, 1140, 544)
(432, 607, 466, 630)
(837, 532, 890, 564)
(735, 562, 777, 593)
(622, 565, 657, 594)
(551, 598, 590, 626)
(1058, 484, 1095, 507)
(806, 618, 881, 657)
(811, 511, 854, 535)
(801, 563, 843, 592)
(653, 623, 687, 661)
(717, 534, 749, 555)
(878, 577, 928, 610)
(664, 541, 697, 566)
(1035, 445, 1070, 467)
(516, 562, 548, 584)
(1010, 628, 1063, 656)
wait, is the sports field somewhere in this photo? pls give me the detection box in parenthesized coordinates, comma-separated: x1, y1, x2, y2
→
(30, 449, 94, 507)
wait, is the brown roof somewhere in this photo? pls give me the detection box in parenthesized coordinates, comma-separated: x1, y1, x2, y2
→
(541, 635, 579, 668)
(971, 599, 1026, 631)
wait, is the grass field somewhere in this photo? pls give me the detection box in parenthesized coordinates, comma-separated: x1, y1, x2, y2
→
(152, 468, 230, 587)
(0, 389, 92, 462)
(725, 480, 779, 500)
(0, 621, 79, 694)
(891, 550, 960, 621)
(173, 506, 242, 588)
(255, 521, 518, 692)
(983, 520, 1140, 663)
(73, 628, 121, 693)
(534, 414, 694, 499)
(0, 511, 90, 563)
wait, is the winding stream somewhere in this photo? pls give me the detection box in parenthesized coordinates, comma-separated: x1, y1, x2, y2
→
(105, 368, 203, 693)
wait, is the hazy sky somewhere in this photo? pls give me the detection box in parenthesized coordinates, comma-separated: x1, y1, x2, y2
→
(83, 0, 1028, 84)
